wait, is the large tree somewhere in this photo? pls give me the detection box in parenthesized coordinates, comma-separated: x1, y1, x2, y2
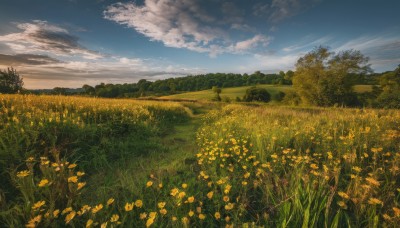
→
(0, 67, 24, 93)
(375, 65, 400, 108)
(292, 47, 371, 106)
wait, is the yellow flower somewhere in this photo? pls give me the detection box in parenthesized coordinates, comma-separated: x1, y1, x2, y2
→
(149, 212, 157, 219)
(337, 201, 347, 209)
(62, 207, 72, 215)
(158, 183, 163, 188)
(338, 191, 350, 200)
(80, 205, 91, 214)
(140, 213, 147, 220)
(365, 177, 380, 187)
(125, 202, 134, 211)
(146, 217, 155, 227)
(225, 203, 234, 210)
(182, 183, 188, 189)
(242, 181, 248, 186)
(77, 182, 86, 190)
(68, 176, 78, 183)
(32, 200, 46, 211)
(146, 181, 153, 187)
(100, 222, 107, 228)
(244, 172, 250, 178)
(207, 191, 214, 199)
(310, 164, 319, 169)
(77, 171, 85, 176)
(393, 207, 400, 217)
(181, 217, 189, 224)
(110, 214, 119, 222)
(17, 170, 30, 178)
(92, 204, 103, 214)
(188, 210, 194, 217)
(223, 196, 229, 202)
(224, 185, 231, 194)
(187, 196, 195, 203)
(178, 191, 186, 198)
(68, 164, 77, 169)
(158, 202, 166, 209)
(172, 216, 177, 221)
(65, 211, 76, 224)
(53, 209, 60, 218)
(38, 179, 50, 187)
(160, 208, 167, 215)
(199, 214, 206, 220)
(135, 199, 143, 208)
(215, 212, 221, 219)
(368, 198, 383, 205)
(170, 188, 179, 196)
(86, 219, 93, 228)
(107, 198, 115, 206)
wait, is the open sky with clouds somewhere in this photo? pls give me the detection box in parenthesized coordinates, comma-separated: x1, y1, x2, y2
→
(0, 0, 399, 89)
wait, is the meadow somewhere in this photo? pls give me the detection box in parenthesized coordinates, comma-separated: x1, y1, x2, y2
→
(161, 85, 373, 101)
(0, 94, 399, 227)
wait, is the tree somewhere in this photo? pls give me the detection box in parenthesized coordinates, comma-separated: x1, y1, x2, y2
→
(292, 46, 371, 106)
(212, 86, 222, 101)
(0, 67, 23, 93)
(82, 84, 95, 95)
(243, 87, 271, 102)
(375, 65, 400, 108)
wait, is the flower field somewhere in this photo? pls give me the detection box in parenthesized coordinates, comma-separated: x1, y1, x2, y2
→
(0, 95, 399, 227)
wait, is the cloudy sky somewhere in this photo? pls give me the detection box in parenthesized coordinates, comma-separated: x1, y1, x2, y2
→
(0, 0, 399, 89)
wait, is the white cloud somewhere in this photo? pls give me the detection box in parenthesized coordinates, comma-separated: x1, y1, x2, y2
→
(104, 1, 271, 56)
(0, 20, 103, 60)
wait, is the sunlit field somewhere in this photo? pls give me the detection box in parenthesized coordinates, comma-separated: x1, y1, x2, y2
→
(0, 95, 399, 227)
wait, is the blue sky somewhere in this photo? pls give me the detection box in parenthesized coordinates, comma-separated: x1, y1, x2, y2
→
(0, 0, 399, 89)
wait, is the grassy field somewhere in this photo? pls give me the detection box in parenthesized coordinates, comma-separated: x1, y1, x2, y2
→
(161, 84, 373, 101)
(1, 94, 399, 227)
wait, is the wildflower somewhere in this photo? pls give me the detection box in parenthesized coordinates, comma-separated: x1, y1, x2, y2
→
(352, 166, 362, 173)
(242, 181, 248, 186)
(172, 216, 177, 221)
(100, 222, 107, 228)
(182, 183, 188, 189)
(68, 164, 77, 169)
(86, 219, 93, 228)
(80, 205, 91, 214)
(146, 217, 155, 227)
(140, 213, 147, 220)
(310, 164, 319, 169)
(62, 207, 72, 215)
(26, 157, 35, 162)
(223, 196, 229, 202)
(244, 172, 250, 178)
(178, 191, 186, 198)
(170, 188, 179, 196)
(158, 183, 163, 188)
(215, 212, 221, 219)
(149, 212, 157, 219)
(225, 203, 234, 210)
(224, 185, 232, 194)
(135, 199, 143, 208)
(107, 198, 115, 206)
(393, 207, 400, 217)
(53, 209, 60, 218)
(207, 191, 214, 199)
(368, 198, 383, 205)
(181, 217, 189, 224)
(146, 181, 153, 187)
(77, 171, 85, 176)
(65, 211, 76, 224)
(365, 177, 380, 187)
(337, 201, 347, 209)
(188, 210, 194, 217)
(17, 170, 30, 178)
(32, 201, 46, 211)
(77, 182, 86, 190)
(158, 202, 166, 209)
(383, 214, 391, 221)
(160, 208, 167, 215)
(68, 176, 78, 183)
(338, 192, 350, 200)
(38, 179, 50, 187)
(92, 204, 103, 214)
(125, 203, 134, 211)
(199, 214, 206, 220)
(110, 214, 119, 222)
(187, 196, 195, 203)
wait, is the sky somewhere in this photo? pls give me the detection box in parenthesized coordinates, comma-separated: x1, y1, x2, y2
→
(0, 0, 399, 89)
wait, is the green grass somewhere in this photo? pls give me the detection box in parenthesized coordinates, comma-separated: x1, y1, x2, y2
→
(162, 84, 373, 101)
(161, 85, 293, 100)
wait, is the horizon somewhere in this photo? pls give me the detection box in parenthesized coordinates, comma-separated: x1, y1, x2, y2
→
(1, 0, 399, 89)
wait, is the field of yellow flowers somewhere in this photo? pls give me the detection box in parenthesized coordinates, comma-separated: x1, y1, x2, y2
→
(1, 95, 399, 227)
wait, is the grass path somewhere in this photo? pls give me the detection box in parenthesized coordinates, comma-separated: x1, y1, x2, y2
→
(84, 105, 205, 202)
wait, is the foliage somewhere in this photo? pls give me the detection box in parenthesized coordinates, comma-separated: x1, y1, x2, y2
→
(375, 65, 400, 108)
(293, 46, 371, 106)
(211, 86, 222, 101)
(243, 87, 271, 102)
(0, 67, 24, 94)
